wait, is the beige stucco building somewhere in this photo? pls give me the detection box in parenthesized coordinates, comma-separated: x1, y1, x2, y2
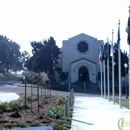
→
(55, 33, 104, 84)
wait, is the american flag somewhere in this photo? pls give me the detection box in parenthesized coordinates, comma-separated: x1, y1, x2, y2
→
(98, 45, 103, 65)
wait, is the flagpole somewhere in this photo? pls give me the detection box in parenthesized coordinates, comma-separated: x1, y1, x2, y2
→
(103, 46, 106, 99)
(118, 20, 122, 108)
(107, 38, 110, 101)
(100, 45, 103, 98)
(128, 6, 130, 110)
(129, 45, 130, 110)
(112, 29, 115, 104)
(101, 61, 103, 98)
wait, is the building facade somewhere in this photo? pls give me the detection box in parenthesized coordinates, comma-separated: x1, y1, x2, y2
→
(55, 33, 104, 84)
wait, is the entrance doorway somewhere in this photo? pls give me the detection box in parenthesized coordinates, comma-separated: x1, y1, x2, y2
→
(79, 67, 89, 81)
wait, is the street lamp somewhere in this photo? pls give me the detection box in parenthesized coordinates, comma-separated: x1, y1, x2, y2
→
(124, 63, 128, 98)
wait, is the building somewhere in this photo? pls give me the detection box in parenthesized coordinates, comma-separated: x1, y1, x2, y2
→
(55, 33, 104, 84)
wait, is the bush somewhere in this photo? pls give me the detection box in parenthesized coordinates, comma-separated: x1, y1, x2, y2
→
(22, 94, 38, 101)
(55, 95, 65, 104)
(0, 119, 9, 124)
(53, 118, 71, 130)
(0, 101, 29, 111)
(47, 104, 64, 119)
(59, 72, 68, 81)
(51, 85, 68, 91)
(25, 72, 43, 84)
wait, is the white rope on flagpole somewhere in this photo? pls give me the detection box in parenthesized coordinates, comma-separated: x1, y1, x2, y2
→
(118, 20, 122, 108)
(107, 38, 110, 101)
(112, 29, 115, 104)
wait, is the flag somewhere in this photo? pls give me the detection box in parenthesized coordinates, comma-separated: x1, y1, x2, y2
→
(99, 45, 104, 63)
(105, 43, 109, 58)
(103, 44, 108, 60)
(102, 45, 105, 61)
(126, 15, 130, 45)
(116, 25, 120, 51)
(98, 45, 103, 65)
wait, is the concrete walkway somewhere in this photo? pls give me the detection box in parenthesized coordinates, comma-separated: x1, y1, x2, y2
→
(0, 92, 19, 102)
(71, 97, 130, 130)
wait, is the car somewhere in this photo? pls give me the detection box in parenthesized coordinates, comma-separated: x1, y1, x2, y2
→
(18, 76, 25, 82)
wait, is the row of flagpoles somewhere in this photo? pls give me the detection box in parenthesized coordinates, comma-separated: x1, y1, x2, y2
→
(99, 7, 130, 109)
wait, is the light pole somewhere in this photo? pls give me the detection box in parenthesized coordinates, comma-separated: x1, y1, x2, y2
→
(124, 63, 128, 98)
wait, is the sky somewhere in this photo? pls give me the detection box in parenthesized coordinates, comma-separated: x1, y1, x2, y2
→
(0, 0, 129, 55)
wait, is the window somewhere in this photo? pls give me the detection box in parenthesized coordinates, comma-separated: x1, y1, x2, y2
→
(77, 41, 88, 52)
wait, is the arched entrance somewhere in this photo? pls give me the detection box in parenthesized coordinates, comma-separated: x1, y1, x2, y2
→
(79, 67, 89, 81)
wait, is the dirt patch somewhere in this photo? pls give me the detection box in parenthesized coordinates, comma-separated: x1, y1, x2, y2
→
(0, 94, 72, 130)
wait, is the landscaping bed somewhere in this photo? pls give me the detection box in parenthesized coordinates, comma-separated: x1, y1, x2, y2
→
(0, 94, 72, 130)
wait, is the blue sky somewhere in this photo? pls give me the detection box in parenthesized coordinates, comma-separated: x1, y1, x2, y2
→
(0, 0, 129, 55)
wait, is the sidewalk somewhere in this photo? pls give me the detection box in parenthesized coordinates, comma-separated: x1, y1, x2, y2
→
(0, 92, 19, 102)
(71, 97, 130, 130)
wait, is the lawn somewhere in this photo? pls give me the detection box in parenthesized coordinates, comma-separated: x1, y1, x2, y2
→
(110, 98, 129, 109)
(13, 83, 33, 87)
(0, 73, 22, 81)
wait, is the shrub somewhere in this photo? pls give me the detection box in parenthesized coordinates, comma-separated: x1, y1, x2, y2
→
(23, 94, 38, 101)
(0, 119, 9, 124)
(59, 72, 68, 81)
(53, 118, 71, 130)
(0, 101, 29, 111)
(55, 95, 65, 104)
(53, 124, 62, 130)
(47, 104, 64, 119)
(15, 124, 27, 128)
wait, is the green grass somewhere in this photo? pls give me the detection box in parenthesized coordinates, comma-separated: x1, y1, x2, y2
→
(13, 83, 27, 87)
(0, 73, 21, 81)
(14, 83, 38, 88)
(110, 98, 129, 109)
(14, 83, 44, 88)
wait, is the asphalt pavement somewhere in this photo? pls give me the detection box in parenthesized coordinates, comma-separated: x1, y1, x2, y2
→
(0, 84, 101, 97)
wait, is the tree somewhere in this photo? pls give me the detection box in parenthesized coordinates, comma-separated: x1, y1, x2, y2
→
(105, 42, 129, 82)
(20, 51, 30, 68)
(113, 44, 128, 79)
(25, 37, 61, 81)
(0, 35, 22, 73)
(59, 72, 68, 81)
(102, 42, 129, 84)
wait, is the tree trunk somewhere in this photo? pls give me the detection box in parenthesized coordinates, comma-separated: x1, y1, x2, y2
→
(6, 64, 9, 73)
(6, 68, 9, 73)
